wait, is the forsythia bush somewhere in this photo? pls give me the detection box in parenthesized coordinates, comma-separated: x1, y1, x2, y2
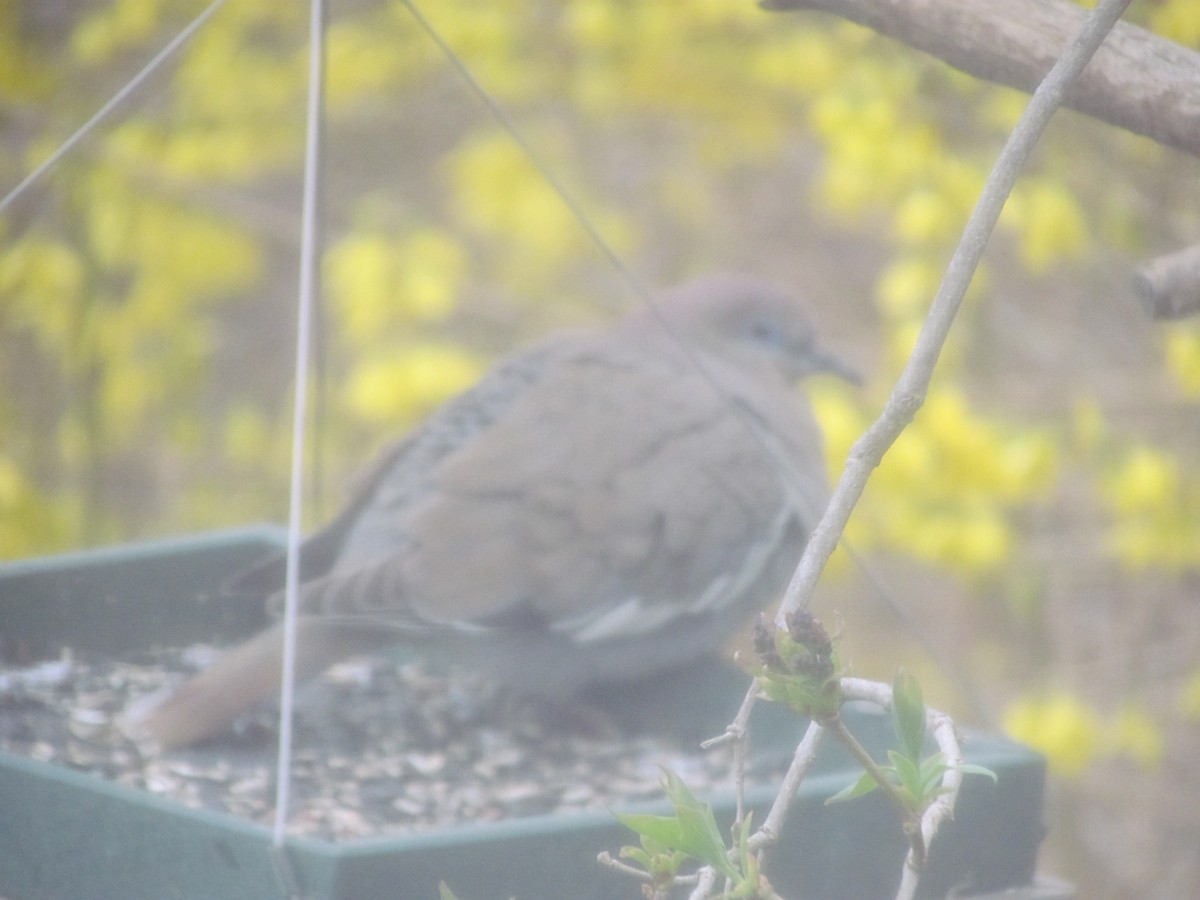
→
(1, 0, 1197, 789)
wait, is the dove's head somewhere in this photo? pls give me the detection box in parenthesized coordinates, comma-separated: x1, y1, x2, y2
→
(647, 273, 860, 384)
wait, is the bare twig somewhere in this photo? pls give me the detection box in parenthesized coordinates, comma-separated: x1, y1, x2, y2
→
(687, 868, 719, 900)
(1133, 244, 1200, 320)
(776, 0, 1133, 622)
(704, 8, 1141, 895)
(628, 2, 1131, 897)
(840, 679, 966, 900)
(899, 709, 962, 900)
(701, 677, 763, 825)
(701, 679, 760, 753)
(762, 0, 1200, 159)
(596, 851, 656, 881)
(749, 719, 825, 853)
(671, 678, 969, 900)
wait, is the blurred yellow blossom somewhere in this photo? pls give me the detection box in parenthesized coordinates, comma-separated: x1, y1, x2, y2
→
(223, 406, 285, 469)
(749, 32, 840, 93)
(809, 382, 864, 467)
(0, 238, 87, 345)
(1100, 443, 1200, 570)
(885, 320, 924, 368)
(1103, 445, 1177, 515)
(450, 131, 584, 267)
(810, 382, 1055, 574)
(917, 389, 1057, 498)
(893, 189, 963, 246)
(564, 1, 621, 48)
(327, 228, 467, 346)
(979, 89, 1028, 132)
(448, 130, 635, 290)
(1149, 0, 1200, 46)
(1003, 180, 1089, 271)
(1004, 693, 1102, 777)
(324, 18, 428, 105)
(344, 345, 484, 427)
(875, 256, 941, 320)
(0, 455, 27, 510)
(1164, 327, 1200, 396)
(70, 0, 163, 63)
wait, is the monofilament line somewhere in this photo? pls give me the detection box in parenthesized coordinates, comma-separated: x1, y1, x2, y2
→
(397, 0, 833, 522)
(0, 0, 228, 217)
(272, 0, 326, 867)
(397, 0, 995, 714)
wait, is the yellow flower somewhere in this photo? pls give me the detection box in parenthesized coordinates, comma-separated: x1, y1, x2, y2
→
(1102, 445, 1177, 515)
(1149, 0, 1200, 46)
(71, 0, 160, 63)
(100, 359, 156, 424)
(1004, 693, 1102, 777)
(344, 345, 484, 427)
(979, 89, 1028, 132)
(1164, 328, 1200, 396)
(0, 238, 87, 329)
(875, 257, 940, 320)
(893, 189, 962, 245)
(564, 1, 620, 47)
(809, 383, 865, 465)
(1005, 180, 1089, 271)
(953, 510, 1011, 569)
(750, 32, 839, 93)
(223, 406, 279, 467)
(0, 455, 28, 509)
(326, 228, 467, 347)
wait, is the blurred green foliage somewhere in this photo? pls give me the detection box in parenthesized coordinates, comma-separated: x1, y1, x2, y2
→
(1, 2, 1199, 869)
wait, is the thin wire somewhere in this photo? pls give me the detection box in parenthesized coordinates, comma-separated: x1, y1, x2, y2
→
(272, 0, 325, 854)
(397, 0, 827, 501)
(398, 0, 640, 304)
(397, 0, 736, 398)
(0, 0, 228, 217)
(397, 0, 994, 725)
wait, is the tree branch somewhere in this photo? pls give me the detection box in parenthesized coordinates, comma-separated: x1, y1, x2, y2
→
(776, 0, 1133, 620)
(763, 0, 1200, 159)
(1133, 244, 1200, 320)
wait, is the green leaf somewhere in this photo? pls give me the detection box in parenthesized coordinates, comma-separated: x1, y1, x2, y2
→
(618, 845, 654, 868)
(917, 753, 951, 796)
(888, 748, 923, 789)
(661, 769, 739, 877)
(618, 840, 688, 881)
(892, 667, 927, 761)
(826, 769, 883, 804)
(959, 763, 999, 782)
(438, 882, 461, 900)
(614, 811, 686, 849)
(734, 814, 757, 886)
(617, 769, 739, 879)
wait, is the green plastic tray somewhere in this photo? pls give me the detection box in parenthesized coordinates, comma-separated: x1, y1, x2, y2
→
(0, 529, 1046, 899)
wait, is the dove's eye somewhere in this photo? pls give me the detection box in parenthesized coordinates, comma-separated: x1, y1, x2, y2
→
(747, 316, 784, 348)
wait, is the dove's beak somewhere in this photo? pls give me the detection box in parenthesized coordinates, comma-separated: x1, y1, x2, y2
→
(808, 345, 863, 385)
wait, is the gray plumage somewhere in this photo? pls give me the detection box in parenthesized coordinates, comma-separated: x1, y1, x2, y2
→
(123, 273, 852, 749)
